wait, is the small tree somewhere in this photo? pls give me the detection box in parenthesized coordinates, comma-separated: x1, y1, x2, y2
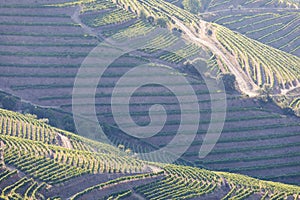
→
(259, 84, 273, 102)
(0, 93, 5, 101)
(139, 9, 147, 21)
(2, 96, 17, 110)
(118, 144, 125, 151)
(147, 16, 155, 24)
(156, 18, 167, 28)
(182, 0, 201, 14)
(62, 115, 75, 132)
(283, 107, 294, 116)
(217, 73, 236, 92)
(207, 29, 213, 36)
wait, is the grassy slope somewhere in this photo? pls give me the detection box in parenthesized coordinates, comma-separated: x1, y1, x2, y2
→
(0, 108, 300, 199)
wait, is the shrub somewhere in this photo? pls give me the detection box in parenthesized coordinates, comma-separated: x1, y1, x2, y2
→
(147, 16, 155, 24)
(207, 29, 213, 36)
(283, 107, 294, 116)
(2, 96, 17, 110)
(217, 73, 236, 92)
(156, 18, 167, 28)
(182, 0, 201, 14)
(62, 115, 75, 132)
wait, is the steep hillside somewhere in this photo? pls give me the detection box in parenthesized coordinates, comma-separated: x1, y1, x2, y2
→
(1, 0, 299, 102)
(0, 108, 300, 199)
(197, 0, 300, 112)
(0, 0, 300, 186)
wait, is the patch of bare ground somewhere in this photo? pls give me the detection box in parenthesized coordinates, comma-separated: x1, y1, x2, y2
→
(56, 133, 73, 149)
(125, 192, 146, 200)
(145, 165, 163, 173)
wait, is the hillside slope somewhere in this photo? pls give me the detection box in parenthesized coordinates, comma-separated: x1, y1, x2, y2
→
(0, 0, 300, 186)
(197, 0, 300, 112)
(0, 108, 300, 199)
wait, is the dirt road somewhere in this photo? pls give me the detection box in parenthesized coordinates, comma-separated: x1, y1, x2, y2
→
(173, 17, 259, 97)
(71, 6, 100, 40)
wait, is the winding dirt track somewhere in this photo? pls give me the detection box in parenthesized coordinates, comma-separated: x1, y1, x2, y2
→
(173, 18, 260, 97)
(70, 2, 263, 97)
(71, 6, 101, 40)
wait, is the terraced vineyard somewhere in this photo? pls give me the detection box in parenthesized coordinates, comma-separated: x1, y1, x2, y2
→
(0, 0, 300, 198)
(204, 10, 300, 57)
(205, 0, 299, 11)
(1, 108, 300, 199)
(214, 24, 300, 88)
(198, 0, 300, 115)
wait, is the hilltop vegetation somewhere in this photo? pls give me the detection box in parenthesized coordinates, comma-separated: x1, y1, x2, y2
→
(1, 108, 300, 199)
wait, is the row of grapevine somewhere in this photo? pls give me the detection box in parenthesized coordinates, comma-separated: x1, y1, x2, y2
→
(81, 8, 136, 27)
(135, 165, 220, 199)
(2, 135, 146, 179)
(81, 0, 116, 13)
(116, 0, 197, 24)
(215, 24, 300, 89)
(209, 11, 300, 56)
(0, 109, 56, 144)
(159, 44, 201, 63)
(69, 171, 163, 200)
(143, 33, 179, 53)
(0, 108, 121, 154)
(133, 164, 298, 199)
(0, 169, 45, 199)
(207, 0, 298, 11)
(112, 20, 154, 40)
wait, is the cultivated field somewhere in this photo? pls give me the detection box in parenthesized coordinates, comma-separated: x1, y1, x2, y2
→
(1, 108, 300, 199)
(0, 0, 300, 193)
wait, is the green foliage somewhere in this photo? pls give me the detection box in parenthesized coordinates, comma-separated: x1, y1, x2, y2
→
(1, 96, 17, 110)
(156, 18, 167, 28)
(62, 115, 75, 133)
(215, 24, 300, 88)
(81, 8, 136, 27)
(0, 108, 300, 199)
(70, 171, 163, 199)
(182, 0, 201, 14)
(217, 73, 236, 92)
